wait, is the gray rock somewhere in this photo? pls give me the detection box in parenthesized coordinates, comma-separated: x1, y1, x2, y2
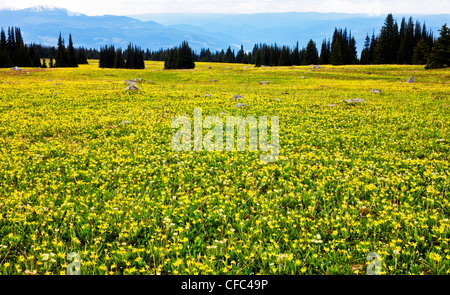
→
(343, 98, 366, 103)
(11, 66, 22, 71)
(259, 81, 271, 85)
(125, 84, 139, 91)
(232, 94, 244, 100)
(126, 78, 142, 85)
(273, 97, 281, 101)
(365, 72, 372, 75)
(210, 79, 216, 82)
(208, 66, 212, 69)
(406, 76, 416, 83)
(120, 120, 131, 125)
(235, 103, 249, 108)
(205, 93, 211, 97)
(312, 65, 322, 69)
(370, 89, 382, 94)
(327, 104, 336, 107)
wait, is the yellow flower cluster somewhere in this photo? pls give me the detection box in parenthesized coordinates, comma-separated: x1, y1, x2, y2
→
(0, 61, 449, 275)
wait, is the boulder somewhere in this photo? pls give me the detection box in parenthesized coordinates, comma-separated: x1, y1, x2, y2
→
(126, 78, 142, 85)
(370, 89, 382, 94)
(406, 76, 416, 83)
(125, 84, 139, 91)
(205, 93, 211, 98)
(120, 120, 131, 125)
(343, 98, 366, 103)
(259, 81, 271, 85)
(11, 66, 21, 71)
(232, 94, 244, 100)
(235, 103, 249, 108)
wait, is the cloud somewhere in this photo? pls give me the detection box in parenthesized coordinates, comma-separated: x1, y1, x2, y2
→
(0, 0, 449, 15)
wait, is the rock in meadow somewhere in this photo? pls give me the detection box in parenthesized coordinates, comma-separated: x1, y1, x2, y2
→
(11, 66, 22, 71)
(125, 84, 139, 91)
(370, 89, 382, 94)
(273, 97, 281, 101)
(259, 81, 271, 85)
(235, 103, 249, 108)
(406, 76, 416, 83)
(232, 94, 244, 100)
(126, 78, 142, 85)
(205, 93, 211, 98)
(312, 65, 322, 69)
(210, 79, 216, 82)
(343, 98, 366, 103)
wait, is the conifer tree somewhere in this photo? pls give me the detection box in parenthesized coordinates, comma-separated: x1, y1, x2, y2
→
(114, 48, 125, 68)
(55, 33, 68, 67)
(0, 28, 6, 51)
(412, 38, 431, 64)
(426, 24, 449, 69)
(319, 39, 331, 64)
(360, 35, 371, 64)
(291, 42, 300, 66)
(67, 34, 78, 67)
(374, 14, 397, 64)
(304, 39, 319, 65)
(278, 46, 292, 66)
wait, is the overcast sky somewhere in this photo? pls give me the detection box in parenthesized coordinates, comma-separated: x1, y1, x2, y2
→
(0, 0, 449, 15)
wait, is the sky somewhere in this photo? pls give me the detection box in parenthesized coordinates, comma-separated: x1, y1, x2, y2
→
(0, 0, 449, 15)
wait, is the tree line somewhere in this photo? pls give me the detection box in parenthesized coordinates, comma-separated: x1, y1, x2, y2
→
(98, 44, 145, 69)
(0, 27, 93, 68)
(1, 14, 448, 69)
(0, 27, 43, 68)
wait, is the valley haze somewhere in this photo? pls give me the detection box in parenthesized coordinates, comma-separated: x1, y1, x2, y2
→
(0, 6, 448, 55)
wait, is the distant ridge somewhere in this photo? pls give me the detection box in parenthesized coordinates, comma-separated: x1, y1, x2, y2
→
(0, 7, 448, 54)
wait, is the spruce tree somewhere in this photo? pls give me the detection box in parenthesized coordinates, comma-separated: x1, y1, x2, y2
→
(55, 33, 68, 67)
(319, 39, 331, 64)
(360, 35, 371, 64)
(413, 38, 431, 64)
(304, 39, 319, 65)
(374, 14, 397, 64)
(291, 42, 300, 66)
(114, 49, 125, 68)
(176, 41, 195, 69)
(278, 46, 292, 66)
(67, 34, 78, 67)
(426, 24, 449, 69)
(0, 28, 6, 51)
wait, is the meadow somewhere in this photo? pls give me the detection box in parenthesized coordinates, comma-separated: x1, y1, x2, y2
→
(0, 61, 449, 275)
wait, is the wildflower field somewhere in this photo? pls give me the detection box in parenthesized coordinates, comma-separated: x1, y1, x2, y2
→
(0, 61, 449, 275)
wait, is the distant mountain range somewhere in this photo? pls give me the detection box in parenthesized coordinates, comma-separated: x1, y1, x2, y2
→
(0, 6, 448, 56)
